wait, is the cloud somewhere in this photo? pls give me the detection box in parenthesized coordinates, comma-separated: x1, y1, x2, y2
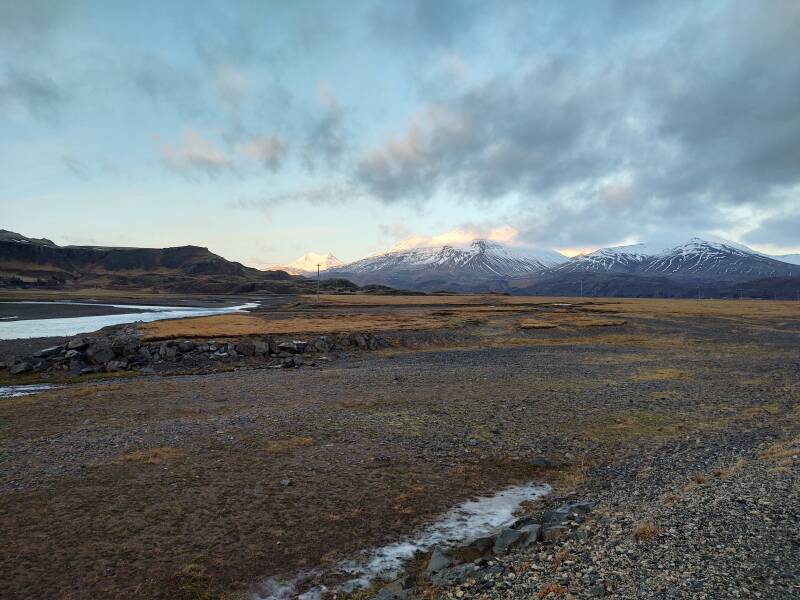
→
(240, 135, 288, 172)
(160, 129, 234, 177)
(391, 225, 521, 250)
(0, 70, 63, 121)
(303, 81, 348, 171)
(230, 185, 356, 213)
(352, 1, 800, 248)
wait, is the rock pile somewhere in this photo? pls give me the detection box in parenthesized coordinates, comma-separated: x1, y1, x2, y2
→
(4, 327, 389, 376)
(375, 501, 595, 600)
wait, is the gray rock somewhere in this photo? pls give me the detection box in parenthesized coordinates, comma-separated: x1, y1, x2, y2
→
(80, 367, 100, 375)
(67, 337, 90, 350)
(112, 335, 140, 356)
(375, 580, 412, 600)
(293, 340, 309, 353)
(351, 333, 367, 350)
(177, 340, 195, 353)
(278, 341, 298, 354)
(312, 336, 330, 352)
(34, 345, 62, 358)
(493, 527, 526, 555)
(431, 563, 477, 586)
(64, 349, 82, 359)
(86, 340, 114, 365)
(280, 478, 293, 487)
(10, 361, 32, 375)
(69, 358, 87, 374)
(427, 546, 454, 573)
(519, 523, 542, 547)
(105, 360, 128, 373)
(588, 584, 606, 597)
(542, 525, 569, 543)
(236, 340, 256, 356)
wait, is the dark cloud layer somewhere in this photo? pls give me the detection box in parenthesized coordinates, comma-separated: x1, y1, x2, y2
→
(356, 1, 800, 247)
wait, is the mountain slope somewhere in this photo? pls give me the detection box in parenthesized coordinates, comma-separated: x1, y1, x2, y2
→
(0, 231, 360, 294)
(326, 240, 566, 290)
(272, 252, 344, 275)
(559, 238, 796, 280)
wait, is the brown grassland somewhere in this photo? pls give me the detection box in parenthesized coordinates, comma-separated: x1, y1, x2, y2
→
(1, 295, 799, 599)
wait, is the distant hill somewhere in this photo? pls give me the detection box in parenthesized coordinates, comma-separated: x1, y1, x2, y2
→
(0, 231, 360, 295)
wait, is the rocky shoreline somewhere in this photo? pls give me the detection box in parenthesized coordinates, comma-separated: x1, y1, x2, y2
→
(2, 326, 390, 377)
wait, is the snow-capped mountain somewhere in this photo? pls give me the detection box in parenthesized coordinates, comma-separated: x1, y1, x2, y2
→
(325, 240, 566, 290)
(270, 252, 343, 275)
(559, 238, 797, 279)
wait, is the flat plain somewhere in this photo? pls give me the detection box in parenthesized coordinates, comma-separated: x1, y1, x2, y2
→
(1, 295, 798, 599)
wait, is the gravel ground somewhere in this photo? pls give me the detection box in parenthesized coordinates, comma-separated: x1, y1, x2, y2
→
(432, 429, 799, 599)
(1, 303, 798, 599)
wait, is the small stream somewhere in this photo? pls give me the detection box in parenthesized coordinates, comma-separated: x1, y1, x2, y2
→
(254, 482, 550, 599)
(0, 384, 57, 398)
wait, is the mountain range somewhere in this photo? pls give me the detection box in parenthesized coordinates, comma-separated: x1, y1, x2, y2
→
(0, 230, 360, 295)
(316, 237, 800, 298)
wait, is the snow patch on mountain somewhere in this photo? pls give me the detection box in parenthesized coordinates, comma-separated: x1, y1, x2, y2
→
(270, 252, 343, 275)
(331, 239, 566, 279)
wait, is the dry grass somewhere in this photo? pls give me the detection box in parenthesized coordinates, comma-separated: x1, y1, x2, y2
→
(140, 312, 462, 340)
(537, 581, 569, 598)
(518, 319, 559, 329)
(631, 367, 690, 381)
(633, 520, 661, 541)
(312, 294, 800, 320)
(713, 457, 749, 480)
(519, 313, 626, 330)
(549, 549, 573, 573)
(692, 471, 707, 484)
(758, 438, 800, 469)
(122, 447, 185, 465)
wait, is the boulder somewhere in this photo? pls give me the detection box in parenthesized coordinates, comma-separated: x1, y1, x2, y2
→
(278, 341, 298, 354)
(65, 349, 82, 359)
(312, 336, 330, 352)
(493, 527, 525, 555)
(519, 523, 542, 548)
(67, 337, 90, 350)
(86, 340, 114, 365)
(293, 340, 309, 353)
(456, 536, 494, 561)
(253, 341, 268, 355)
(236, 340, 256, 356)
(375, 577, 415, 600)
(69, 358, 87, 374)
(9, 361, 32, 375)
(33, 345, 62, 358)
(430, 563, 477, 586)
(106, 360, 128, 373)
(351, 333, 367, 350)
(111, 335, 140, 356)
(178, 340, 195, 353)
(427, 547, 453, 574)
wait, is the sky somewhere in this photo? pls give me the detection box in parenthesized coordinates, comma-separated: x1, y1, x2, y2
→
(1, 0, 799, 267)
